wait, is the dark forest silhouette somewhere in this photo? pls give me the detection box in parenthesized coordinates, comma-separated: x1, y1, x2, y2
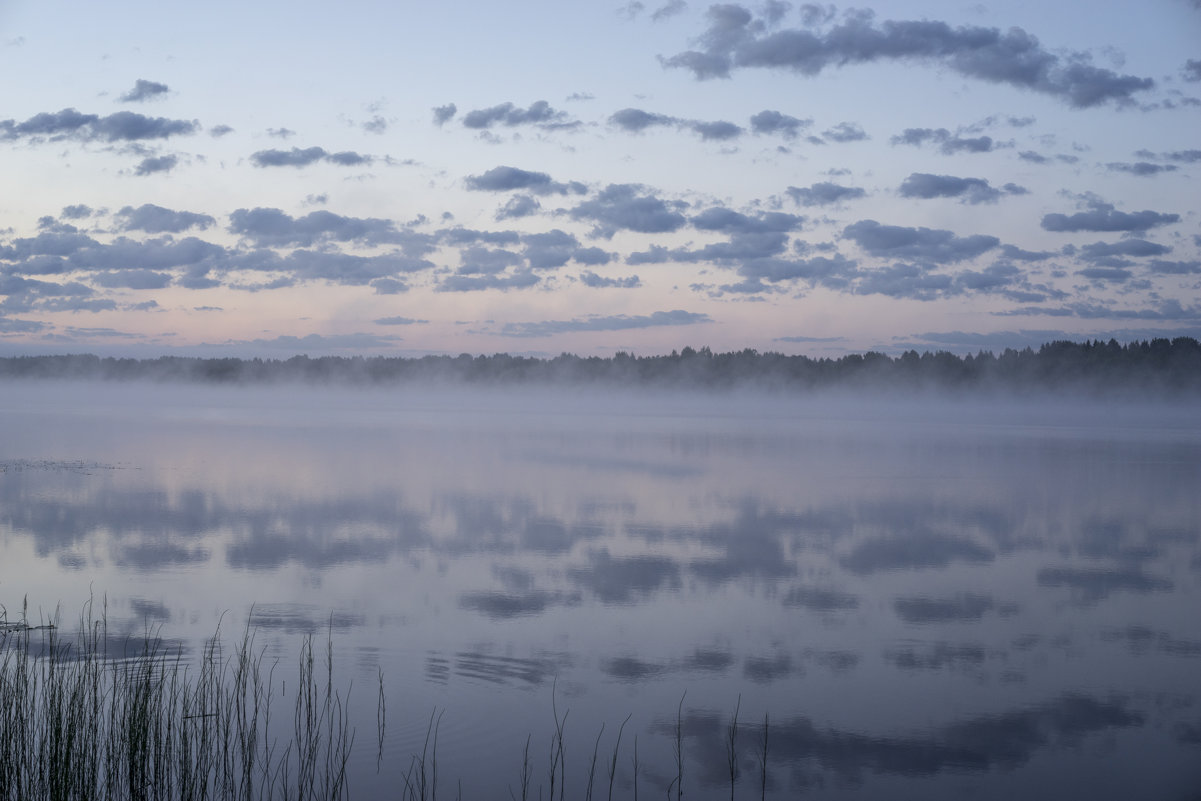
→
(1, 337, 1199, 394)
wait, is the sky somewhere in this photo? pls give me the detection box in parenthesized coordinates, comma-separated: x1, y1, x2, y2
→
(0, 0, 1199, 359)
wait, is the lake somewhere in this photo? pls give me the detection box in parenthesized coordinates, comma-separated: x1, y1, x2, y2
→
(1, 381, 1199, 800)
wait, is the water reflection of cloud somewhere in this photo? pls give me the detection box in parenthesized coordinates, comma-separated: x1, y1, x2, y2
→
(665, 694, 1145, 790)
(129, 597, 171, 623)
(520, 448, 703, 478)
(743, 653, 794, 683)
(783, 585, 860, 612)
(842, 531, 994, 575)
(248, 604, 364, 634)
(458, 590, 581, 620)
(115, 541, 210, 570)
(1100, 626, 1201, 657)
(1037, 566, 1172, 602)
(450, 651, 562, 686)
(688, 506, 804, 583)
(892, 593, 997, 624)
(1174, 721, 1201, 744)
(602, 647, 739, 681)
(567, 550, 681, 603)
(884, 642, 988, 672)
(603, 655, 669, 681)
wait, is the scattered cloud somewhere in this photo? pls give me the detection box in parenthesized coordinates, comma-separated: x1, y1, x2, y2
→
(891, 128, 995, 154)
(117, 204, 215, 234)
(1041, 201, 1180, 233)
(570, 184, 689, 237)
(373, 316, 428, 325)
(249, 147, 372, 168)
(134, 154, 178, 175)
(118, 79, 169, 103)
(749, 110, 812, 139)
(461, 100, 574, 130)
(651, 0, 687, 22)
(0, 108, 198, 142)
(498, 309, 711, 336)
(786, 182, 867, 206)
(822, 121, 867, 143)
(662, 5, 1154, 108)
(579, 271, 640, 288)
(898, 173, 1025, 204)
(843, 220, 1000, 264)
(1105, 161, 1177, 176)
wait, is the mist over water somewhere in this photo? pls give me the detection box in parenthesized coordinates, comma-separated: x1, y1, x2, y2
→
(1, 380, 1199, 800)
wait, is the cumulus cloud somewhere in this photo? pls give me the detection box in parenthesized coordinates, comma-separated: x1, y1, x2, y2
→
(249, 147, 372, 168)
(651, 0, 687, 21)
(119, 79, 169, 103)
(580, 271, 640, 288)
(734, 253, 858, 288)
(92, 269, 173, 290)
(1041, 201, 1180, 233)
(235, 333, 401, 351)
(689, 119, 743, 140)
(691, 207, 803, 233)
(610, 107, 744, 140)
(117, 204, 215, 234)
(898, 173, 1025, 204)
(1162, 149, 1201, 163)
(570, 184, 689, 237)
(843, 220, 999, 263)
(891, 127, 994, 154)
(456, 246, 523, 274)
(610, 107, 676, 132)
(498, 309, 711, 337)
(786, 182, 867, 206)
(821, 121, 867, 142)
(465, 166, 551, 191)
(432, 103, 457, 125)
(662, 5, 1154, 108)
(228, 207, 434, 255)
(1105, 161, 1177, 176)
(61, 204, 93, 220)
(461, 100, 573, 129)
(1183, 59, 1201, 82)
(465, 165, 586, 196)
(374, 316, 428, 325)
(496, 195, 541, 220)
(523, 229, 585, 270)
(1079, 239, 1171, 262)
(134, 154, 178, 175)
(0, 108, 198, 142)
(749, 110, 812, 139)
(436, 271, 540, 292)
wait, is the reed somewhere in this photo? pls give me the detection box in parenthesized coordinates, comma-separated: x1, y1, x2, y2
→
(0, 600, 352, 801)
(2, 601, 775, 800)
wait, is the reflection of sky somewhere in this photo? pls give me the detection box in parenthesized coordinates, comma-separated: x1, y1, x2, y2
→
(1, 384, 1200, 798)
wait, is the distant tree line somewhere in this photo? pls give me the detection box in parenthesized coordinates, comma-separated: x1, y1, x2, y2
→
(1, 337, 1199, 395)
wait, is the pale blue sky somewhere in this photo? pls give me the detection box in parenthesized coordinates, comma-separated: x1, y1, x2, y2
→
(1, 0, 1198, 357)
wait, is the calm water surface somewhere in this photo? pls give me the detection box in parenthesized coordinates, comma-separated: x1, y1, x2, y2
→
(1, 382, 1199, 800)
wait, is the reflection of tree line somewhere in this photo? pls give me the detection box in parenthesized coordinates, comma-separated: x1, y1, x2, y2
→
(3, 337, 1200, 392)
